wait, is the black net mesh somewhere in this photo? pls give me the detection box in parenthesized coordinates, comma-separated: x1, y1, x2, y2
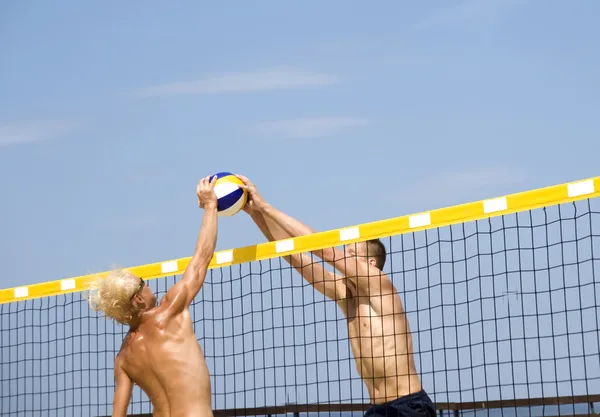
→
(1, 200, 599, 417)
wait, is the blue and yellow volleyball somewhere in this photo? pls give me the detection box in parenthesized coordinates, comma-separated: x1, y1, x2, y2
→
(212, 172, 247, 217)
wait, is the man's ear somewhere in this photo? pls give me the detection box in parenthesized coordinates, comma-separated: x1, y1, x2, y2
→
(132, 293, 144, 308)
(368, 258, 377, 267)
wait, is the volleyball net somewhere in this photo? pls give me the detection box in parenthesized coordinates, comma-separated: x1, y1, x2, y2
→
(1, 178, 599, 417)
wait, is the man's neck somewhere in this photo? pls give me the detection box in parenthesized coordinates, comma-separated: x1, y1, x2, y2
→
(128, 312, 145, 330)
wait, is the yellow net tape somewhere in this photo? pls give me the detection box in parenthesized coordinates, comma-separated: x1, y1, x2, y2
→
(1, 176, 598, 304)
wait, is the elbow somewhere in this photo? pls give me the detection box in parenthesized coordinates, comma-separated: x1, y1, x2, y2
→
(190, 249, 214, 273)
(188, 258, 207, 276)
(318, 248, 338, 263)
(195, 240, 216, 263)
(201, 235, 218, 257)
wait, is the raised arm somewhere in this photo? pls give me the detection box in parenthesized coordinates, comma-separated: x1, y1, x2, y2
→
(264, 204, 393, 296)
(246, 207, 347, 301)
(162, 176, 219, 314)
(238, 175, 351, 300)
(112, 357, 133, 417)
(236, 175, 390, 297)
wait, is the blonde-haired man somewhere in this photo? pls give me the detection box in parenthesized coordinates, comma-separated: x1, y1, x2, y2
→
(88, 176, 219, 417)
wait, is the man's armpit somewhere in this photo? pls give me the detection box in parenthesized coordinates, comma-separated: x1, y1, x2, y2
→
(336, 276, 355, 299)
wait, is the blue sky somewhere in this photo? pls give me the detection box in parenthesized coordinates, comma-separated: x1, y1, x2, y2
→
(1, 2, 599, 415)
(0, 0, 599, 290)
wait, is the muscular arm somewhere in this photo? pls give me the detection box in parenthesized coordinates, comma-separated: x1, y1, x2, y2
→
(112, 359, 133, 417)
(248, 209, 347, 301)
(260, 204, 392, 296)
(163, 205, 218, 313)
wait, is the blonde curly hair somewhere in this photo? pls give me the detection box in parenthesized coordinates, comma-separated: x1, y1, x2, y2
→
(87, 269, 142, 325)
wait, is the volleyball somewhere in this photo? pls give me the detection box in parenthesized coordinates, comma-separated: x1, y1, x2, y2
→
(212, 172, 247, 216)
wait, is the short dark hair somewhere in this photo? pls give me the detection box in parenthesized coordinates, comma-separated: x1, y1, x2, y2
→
(365, 239, 386, 270)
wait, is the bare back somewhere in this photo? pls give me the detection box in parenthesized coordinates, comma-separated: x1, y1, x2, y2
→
(338, 274, 422, 404)
(117, 305, 212, 417)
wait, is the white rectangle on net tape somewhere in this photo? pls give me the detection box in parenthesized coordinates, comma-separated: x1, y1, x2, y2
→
(216, 251, 233, 265)
(60, 279, 76, 291)
(276, 239, 294, 253)
(409, 213, 431, 228)
(339, 227, 360, 241)
(568, 180, 594, 198)
(14, 286, 28, 298)
(483, 197, 508, 214)
(161, 261, 178, 274)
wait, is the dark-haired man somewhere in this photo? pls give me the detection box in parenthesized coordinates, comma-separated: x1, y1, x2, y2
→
(237, 175, 436, 417)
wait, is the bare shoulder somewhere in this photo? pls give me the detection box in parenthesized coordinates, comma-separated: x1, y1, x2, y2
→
(114, 348, 127, 372)
(158, 280, 190, 314)
(370, 267, 396, 290)
(373, 271, 405, 311)
(115, 334, 132, 363)
(113, 349, 135, 389)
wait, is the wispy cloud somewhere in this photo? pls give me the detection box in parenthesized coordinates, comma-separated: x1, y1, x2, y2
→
(251, 117, 369, 139)
(413, 0, 526, 31)
(0, 120, 77, 148)
(427, 168, 525, 190)
(397, 167, 527, 211)
(107, 214, 164, 230)
(134, 67, 338, 98)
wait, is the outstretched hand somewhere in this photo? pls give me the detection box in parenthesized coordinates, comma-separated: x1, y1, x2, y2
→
(235, 174, 267, 213)
(196, 175, 218, 209)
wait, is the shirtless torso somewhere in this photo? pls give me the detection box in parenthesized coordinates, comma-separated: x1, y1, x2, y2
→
(101, 177, 219, 417)
(338, 277, 422, 404)
(115, 304, 212, 417)
(239, 177, 433, 415)
(241, 187, 425, 406)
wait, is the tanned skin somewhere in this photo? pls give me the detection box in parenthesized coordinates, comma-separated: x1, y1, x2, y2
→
(111, 176, 219, 417)
(237, 175, 422, 404)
